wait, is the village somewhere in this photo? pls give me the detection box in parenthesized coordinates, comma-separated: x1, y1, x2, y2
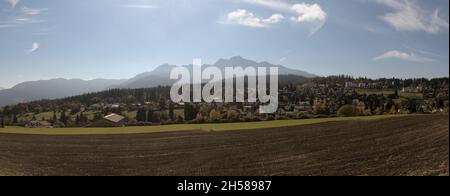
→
(0, 76, 448, 129)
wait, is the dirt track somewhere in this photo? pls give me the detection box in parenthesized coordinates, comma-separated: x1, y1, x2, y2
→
(0, 114, 448, 176)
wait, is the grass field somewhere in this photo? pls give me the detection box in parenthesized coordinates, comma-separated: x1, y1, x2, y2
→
(1, 114, 410, 135)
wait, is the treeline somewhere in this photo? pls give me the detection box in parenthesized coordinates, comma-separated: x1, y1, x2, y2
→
(313, 75, 449, 89)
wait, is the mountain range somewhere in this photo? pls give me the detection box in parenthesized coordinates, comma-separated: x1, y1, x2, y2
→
(0, 56, 316, 106)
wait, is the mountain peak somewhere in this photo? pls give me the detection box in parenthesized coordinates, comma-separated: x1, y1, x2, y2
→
(230, 56, 245, 60)
(214, 56, 258, 67)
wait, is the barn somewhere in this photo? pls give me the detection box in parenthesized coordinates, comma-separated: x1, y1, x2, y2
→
(89, 113, 125, 127)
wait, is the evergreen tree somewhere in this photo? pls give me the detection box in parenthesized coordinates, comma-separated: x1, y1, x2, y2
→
(52, 111, 58, 123)
(75, 115, 80, 126)
(136, 107, 146, 122)
(12, 115, 18, 124)
(60, 110, 68, 125)
(79, 112, 87, 124)
(184, 103, 193, 121)
(146, 108, 154, 123)
(169, 102, 175, 120)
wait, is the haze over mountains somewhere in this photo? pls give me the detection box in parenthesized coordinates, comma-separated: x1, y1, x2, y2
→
(0, 56, 316, 106)
(118, 56, 317, 89)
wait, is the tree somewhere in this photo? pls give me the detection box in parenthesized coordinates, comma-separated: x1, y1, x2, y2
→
(209, 109, 221, 123)
(169, 102, 175, 120)
(313, 103, 328, 115)
(11, 115, 18, 124)
(196, 113, 204, 123)
(227, 110, 239, 121)
(75, 115, 81, 126)
(159, 98, 167, 111)
(52, 111, 58, 123)
(390, 105, 397, 114)
(337, 105, 361, 117)
(184, 103, 196, 121)
(93, 112, 103, 121)
(146, 108, 154, 123)
(60, 110, 68, 125)
(152, 111, 161, 123)
(136, 107, 146, 122)
(79, 112, 87, 124)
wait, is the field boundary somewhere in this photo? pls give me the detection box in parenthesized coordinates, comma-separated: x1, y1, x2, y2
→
(0, 114, 417, 136)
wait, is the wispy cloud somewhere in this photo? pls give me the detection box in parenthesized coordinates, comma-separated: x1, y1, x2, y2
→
(377, 0, 449, 34)
(225, 9, 284, 28)
(0, 4, 47, 28)
(26, 42, 40, 53)
(240, 0, 327, 35)
(21, 6, 48, 15)
(7, 0, 20, 8)
(373, 50, 435, 63)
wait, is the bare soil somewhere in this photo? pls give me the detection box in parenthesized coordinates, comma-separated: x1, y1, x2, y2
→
(0, 114, 448, 176)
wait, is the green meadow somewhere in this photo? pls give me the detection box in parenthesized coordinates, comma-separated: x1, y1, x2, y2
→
(1, 114, 410, 135)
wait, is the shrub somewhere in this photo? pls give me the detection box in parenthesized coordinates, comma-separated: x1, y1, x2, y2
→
(196, 113, 205, 123)
(337, 105, 362, 117)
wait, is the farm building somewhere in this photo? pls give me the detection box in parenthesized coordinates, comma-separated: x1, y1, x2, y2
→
(25, 120, 53, 128)
(89, 113, 125, 127)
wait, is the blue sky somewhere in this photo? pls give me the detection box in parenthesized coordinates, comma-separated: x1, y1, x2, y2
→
(0, 0, 449, 88)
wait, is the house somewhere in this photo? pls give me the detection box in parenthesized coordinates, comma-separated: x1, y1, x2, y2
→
(25, 120, 53, 128)
(89, 113, 125, 127)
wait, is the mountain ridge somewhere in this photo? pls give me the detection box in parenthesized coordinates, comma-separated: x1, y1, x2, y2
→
(0, 56, 316, 106)
(0, 78, 126, 106)
(118, 56, 317, 88)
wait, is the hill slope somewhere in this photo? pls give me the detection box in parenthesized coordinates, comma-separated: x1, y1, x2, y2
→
(0, 79, 125, 106)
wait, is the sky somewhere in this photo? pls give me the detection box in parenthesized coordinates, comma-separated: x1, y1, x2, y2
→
(0, 0, 449, 88)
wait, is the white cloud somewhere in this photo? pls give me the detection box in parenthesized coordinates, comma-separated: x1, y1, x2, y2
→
(226, 9, 284, 28)
(377, 0, 449, 34)
(7, 0, 20, 8)
(240, 0, 327, 35)
(123, 5, 159, 9)
(290, 3, 327, 35)
(290, 3, 327, 23)
(263, 13, 285, 24)
(27, 42, 40, 53)
(373, 50, 435, 63)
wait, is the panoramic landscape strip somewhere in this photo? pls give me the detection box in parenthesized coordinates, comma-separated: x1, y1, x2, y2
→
(0, 0, 448, 180)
